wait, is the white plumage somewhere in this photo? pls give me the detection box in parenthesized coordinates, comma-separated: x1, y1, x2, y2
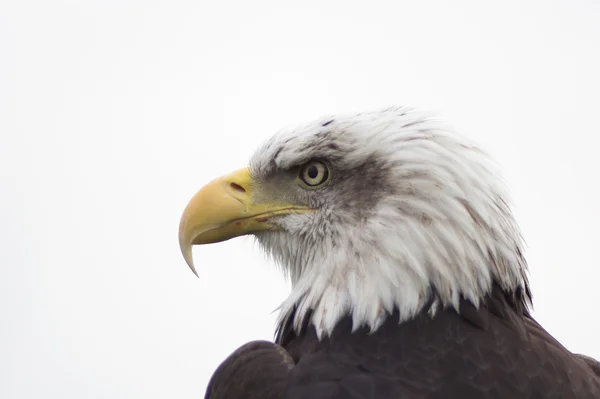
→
(250, 106, 530, 338)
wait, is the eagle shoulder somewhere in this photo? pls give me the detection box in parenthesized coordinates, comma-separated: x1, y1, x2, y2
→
(204, 340, 294, 399)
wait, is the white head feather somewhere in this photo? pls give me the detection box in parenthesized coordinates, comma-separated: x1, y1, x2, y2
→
(249, 106, 530, 339)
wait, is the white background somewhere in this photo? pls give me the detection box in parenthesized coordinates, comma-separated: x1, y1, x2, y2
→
(1, 0, 599, 397)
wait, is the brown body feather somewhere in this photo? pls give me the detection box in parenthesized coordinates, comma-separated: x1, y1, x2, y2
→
(205, 285, 600, 399)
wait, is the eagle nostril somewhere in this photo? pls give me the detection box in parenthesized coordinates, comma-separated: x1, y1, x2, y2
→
(230, 182, 246, 193)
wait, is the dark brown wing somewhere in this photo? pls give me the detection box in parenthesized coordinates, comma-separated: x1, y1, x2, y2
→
(204, 340, 294, 399)
(277, 285, 600, 399)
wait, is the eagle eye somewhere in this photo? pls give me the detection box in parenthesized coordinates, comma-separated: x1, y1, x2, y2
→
(299, 160, 330, 188)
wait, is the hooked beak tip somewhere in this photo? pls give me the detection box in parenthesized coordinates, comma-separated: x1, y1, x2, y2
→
(181, 239, 199, 278)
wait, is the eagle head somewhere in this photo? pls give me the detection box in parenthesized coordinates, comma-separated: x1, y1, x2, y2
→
(179, 106, 531, 338)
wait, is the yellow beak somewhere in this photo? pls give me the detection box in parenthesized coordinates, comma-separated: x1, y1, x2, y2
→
(178, 168, 312, 276)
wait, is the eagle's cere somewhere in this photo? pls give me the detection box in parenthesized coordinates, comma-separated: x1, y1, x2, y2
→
(178, 106, 600, 399)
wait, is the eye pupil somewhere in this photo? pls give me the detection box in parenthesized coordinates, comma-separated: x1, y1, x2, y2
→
(307, 165, 319, 179)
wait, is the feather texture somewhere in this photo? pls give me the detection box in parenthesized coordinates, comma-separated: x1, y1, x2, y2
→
(251, 106, 529, 337)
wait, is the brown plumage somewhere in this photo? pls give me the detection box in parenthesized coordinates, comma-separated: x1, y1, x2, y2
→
(205, 285, 600, 399)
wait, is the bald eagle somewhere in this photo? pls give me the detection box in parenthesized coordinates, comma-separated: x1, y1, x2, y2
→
(178, 107, 600, 398)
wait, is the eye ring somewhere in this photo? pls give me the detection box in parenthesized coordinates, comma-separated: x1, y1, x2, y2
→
(299, 160, 330, 188)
